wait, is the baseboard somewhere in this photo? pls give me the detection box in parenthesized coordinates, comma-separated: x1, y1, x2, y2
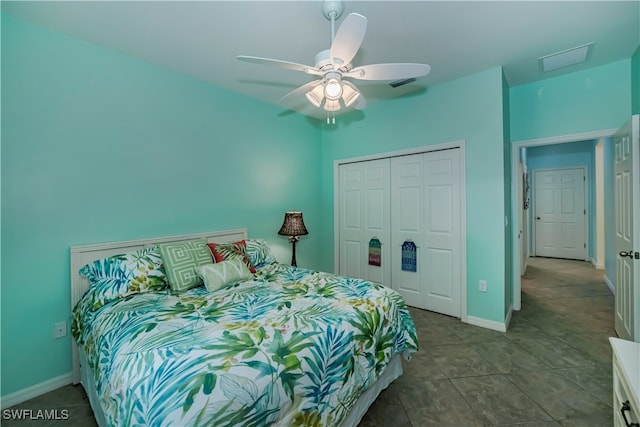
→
(504, 305, 513, 331)
(604, 273, 615, 295)
(1, 372, 72, 409)
(589, 258, 605, 270)
(466, 315, 507, 333)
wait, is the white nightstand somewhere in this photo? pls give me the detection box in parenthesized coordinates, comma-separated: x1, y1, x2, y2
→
(610, 337, 640, 427)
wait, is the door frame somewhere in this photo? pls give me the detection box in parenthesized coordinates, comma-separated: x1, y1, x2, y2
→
(531, 166, 589, 260)
(334, 140, 467, 323)
(595, 141, 606, 269)
(510, 128, 617, 311)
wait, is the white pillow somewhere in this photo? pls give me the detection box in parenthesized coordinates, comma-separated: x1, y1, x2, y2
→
(195, 258, 253, 292)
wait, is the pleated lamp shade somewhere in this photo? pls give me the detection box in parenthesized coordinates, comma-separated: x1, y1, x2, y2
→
(278, 212, 308, 237)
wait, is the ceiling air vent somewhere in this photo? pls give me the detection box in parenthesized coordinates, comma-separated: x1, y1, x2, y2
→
(539, 42, 593, 73)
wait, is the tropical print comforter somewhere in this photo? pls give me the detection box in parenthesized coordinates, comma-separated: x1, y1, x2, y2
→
(72, 263, 418, 426)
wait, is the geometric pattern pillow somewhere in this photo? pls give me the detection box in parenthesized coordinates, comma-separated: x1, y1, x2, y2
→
(207, 240, 256, 273)
(158, 239, 213, 292)
(79, 246, 168, 306)
(246, 238, 277, 269)
(195, 258, 253, 292)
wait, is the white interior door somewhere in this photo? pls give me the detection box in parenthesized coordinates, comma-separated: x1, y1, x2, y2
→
(422, 150, 461, 317)
(391, 154, 425, 307)
(614, 115, 639, 342)
(338, 159, 391, 286)
(534, 168, 587, 260)
(391, 149, 461, 317)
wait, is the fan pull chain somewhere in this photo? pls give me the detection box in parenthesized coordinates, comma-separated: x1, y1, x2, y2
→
(326, 111, 336, 125)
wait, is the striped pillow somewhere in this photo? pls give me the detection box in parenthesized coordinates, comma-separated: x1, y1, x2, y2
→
(196, 258, 253, 292)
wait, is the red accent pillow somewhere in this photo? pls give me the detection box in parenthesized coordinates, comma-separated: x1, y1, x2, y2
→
(207, 240, 256, 273)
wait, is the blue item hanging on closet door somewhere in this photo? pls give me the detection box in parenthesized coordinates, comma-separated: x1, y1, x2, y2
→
(401, 240, 417, 272)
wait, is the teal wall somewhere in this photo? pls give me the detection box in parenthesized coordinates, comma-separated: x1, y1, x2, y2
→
(321, 68, 508, 324)
(526, 141, 596, 258)
(510, 60, 632, 142)
(1, 14, 322, 397)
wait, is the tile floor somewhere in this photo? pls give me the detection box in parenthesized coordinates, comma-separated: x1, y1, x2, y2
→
(3, 257, 616, 426)
(362, 256, 615, 427)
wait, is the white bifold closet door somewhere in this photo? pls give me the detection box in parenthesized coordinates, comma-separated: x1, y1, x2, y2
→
(338, 149, 462, 318)
(338, 159, 392, 286)
(391, 150, 461, 316)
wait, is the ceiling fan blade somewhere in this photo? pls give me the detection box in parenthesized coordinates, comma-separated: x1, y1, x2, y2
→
(344, 63, 431, 81)
(278, 80, 323, 105)
(236, 55, 323, 76)
(330, 13, 367, 67)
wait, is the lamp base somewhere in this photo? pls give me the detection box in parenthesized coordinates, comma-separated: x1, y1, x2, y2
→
(289, 236, 299, 267)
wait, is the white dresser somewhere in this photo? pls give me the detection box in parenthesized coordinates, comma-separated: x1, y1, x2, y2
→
(611, 337, 640, 427)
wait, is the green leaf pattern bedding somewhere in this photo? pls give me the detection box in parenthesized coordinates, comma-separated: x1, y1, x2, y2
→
(72, 263, 418, 426)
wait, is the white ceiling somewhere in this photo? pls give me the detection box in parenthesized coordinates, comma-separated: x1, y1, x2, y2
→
(3, 1, 639, 118)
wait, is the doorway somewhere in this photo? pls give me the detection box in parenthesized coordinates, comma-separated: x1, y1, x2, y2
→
(510, 129, 616, 312)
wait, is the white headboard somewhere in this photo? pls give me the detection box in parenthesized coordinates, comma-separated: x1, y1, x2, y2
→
(69, 228, 248, 384)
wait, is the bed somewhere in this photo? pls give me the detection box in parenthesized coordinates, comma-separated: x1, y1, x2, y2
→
(70, 228, 418, 426)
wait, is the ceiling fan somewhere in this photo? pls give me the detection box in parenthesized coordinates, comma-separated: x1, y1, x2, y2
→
(237, 0, 431, 123)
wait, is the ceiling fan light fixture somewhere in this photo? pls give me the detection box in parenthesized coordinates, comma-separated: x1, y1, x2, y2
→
(324, 78, 343, 100)
(341, 82, 361, 107)
(237, 6, 430, 123)
(305, 85, 324, 107)
(323, 99, 340, 112)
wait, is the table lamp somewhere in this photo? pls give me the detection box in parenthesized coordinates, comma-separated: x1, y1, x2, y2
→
(278, 211, 308, 267)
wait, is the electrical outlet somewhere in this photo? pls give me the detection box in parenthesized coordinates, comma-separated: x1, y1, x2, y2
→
(54, 322, 67, 339)
(479, 280, 487, 292)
